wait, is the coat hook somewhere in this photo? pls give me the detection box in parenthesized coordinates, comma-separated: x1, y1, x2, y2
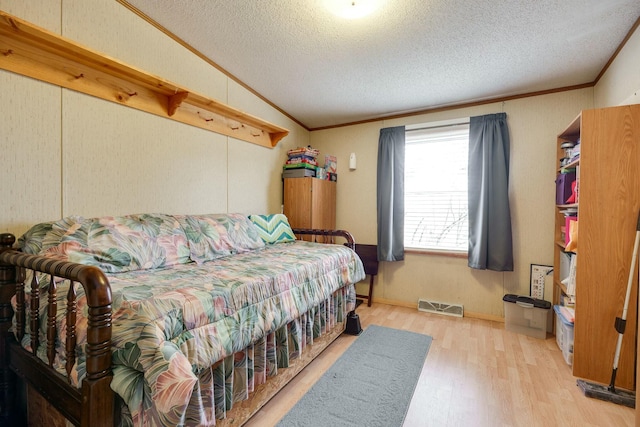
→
(197, 111, 214, 122)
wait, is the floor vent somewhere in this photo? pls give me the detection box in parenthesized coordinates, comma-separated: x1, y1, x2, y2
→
(417, 299, 464, 318)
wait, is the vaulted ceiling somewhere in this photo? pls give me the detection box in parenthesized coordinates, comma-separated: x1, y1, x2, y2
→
(123, 0, 640, 129)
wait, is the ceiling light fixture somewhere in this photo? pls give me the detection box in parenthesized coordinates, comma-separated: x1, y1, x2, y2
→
(323, 0, 383, 19)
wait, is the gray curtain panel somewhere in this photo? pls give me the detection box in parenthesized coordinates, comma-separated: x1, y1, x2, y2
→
(377, 126, 405, 261)
(468, 113, 513, 271)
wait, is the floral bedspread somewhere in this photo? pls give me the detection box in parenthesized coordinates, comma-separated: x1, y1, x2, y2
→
(21, 240, 363, 426)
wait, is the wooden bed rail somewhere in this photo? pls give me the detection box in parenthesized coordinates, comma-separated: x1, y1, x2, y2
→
(292, 228, 356, 250)
(0, 233, 114, 427)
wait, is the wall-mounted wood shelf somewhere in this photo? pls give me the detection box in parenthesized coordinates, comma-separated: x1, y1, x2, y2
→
(0, 11, 289, 148)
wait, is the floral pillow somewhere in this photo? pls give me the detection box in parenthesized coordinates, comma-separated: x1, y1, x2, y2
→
(18, 215, 85, 256)
(58, 214, 190, 273)
(17, 216, 88, 294)
(177, 213, 265, 264)
(249, 214, 296, 244)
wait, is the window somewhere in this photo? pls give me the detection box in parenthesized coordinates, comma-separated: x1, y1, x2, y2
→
(404, 122, 469, 252)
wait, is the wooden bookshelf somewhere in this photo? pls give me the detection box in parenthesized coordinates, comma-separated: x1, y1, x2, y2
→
(553, 105, 640, 390)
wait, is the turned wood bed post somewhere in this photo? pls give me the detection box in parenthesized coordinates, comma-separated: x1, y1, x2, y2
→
(78, 261, 114, 427)
(0, 233, 115, 426)
(0, 234, 18, 424)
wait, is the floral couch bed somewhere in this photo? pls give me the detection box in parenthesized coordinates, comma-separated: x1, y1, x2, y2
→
(0, 213, 364, 427)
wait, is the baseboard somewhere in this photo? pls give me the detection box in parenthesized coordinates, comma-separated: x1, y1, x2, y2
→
(371, 297, 505, 323)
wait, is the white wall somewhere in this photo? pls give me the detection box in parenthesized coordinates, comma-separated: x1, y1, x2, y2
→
(594, 22, 640, 108)
(0, 2, 62, 234)
(311, 90, 594, 318)
(0, 0, 309, 238)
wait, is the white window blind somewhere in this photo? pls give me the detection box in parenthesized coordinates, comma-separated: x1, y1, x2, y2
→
(404, 123, 469, 251)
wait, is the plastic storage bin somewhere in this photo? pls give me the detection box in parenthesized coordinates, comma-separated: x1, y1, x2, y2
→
(502, 294, 551, 339)
(553, 305, 574, 365)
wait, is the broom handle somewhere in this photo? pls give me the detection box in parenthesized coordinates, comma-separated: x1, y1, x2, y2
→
(611, 211, 640, 372)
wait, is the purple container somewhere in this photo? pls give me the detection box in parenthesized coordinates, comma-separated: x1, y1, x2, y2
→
(555, 171, 576, 205)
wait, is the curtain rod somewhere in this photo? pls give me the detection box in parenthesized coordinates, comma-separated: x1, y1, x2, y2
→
(406, 121, 470, 132)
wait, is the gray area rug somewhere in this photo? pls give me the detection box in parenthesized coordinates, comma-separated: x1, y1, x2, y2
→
(276, 325, 432, 427)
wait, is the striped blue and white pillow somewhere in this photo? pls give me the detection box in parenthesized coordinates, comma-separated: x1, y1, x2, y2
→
(249, 214, 296, 244)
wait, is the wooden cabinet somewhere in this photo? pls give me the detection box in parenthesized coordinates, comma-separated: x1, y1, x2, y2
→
(553, 105, 640, 390)
(284, 178, 336, 241)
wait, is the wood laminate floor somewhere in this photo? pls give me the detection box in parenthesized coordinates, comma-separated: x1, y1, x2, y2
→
(246, 303, 635, 427)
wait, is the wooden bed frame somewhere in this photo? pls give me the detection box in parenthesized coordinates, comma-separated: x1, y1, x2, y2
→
(0, 228, 356, 427)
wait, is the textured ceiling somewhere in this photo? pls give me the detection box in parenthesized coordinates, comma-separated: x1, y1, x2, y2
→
(124, 0, 640, 129)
